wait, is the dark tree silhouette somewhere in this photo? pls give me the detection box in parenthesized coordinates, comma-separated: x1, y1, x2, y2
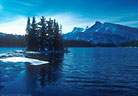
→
(25, 16, 64, 51)
(26, 17, 32, 50)
(30, 17, 39, 51)
(39, 16, 47, 51)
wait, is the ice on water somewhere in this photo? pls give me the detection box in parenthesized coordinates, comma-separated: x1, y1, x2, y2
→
(0, 57, 49, 65)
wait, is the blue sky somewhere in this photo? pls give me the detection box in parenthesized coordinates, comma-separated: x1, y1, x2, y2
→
(0, 0, 138, 35)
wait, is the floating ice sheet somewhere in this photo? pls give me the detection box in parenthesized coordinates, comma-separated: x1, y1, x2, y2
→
(0, 57, 49, 65)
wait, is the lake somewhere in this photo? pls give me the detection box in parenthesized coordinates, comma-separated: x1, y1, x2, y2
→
(0, 47, 138, 96)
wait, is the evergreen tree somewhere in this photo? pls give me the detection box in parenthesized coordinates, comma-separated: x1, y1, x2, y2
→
(31, 16, 39, 51)
(53, 23, 59, 51)
(26, 17, 31, 34)
(39, 16, 47, 51)
(26, 16, 64, 52)
(47, 18, 54, 51)
(59, 24, 64, 50)
(26, 17, 32, 51)
(52, 22, 64, 51)
(26, 16, 39, 51)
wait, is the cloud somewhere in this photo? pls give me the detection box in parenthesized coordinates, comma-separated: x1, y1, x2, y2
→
(0, 13, 137, 35)
(0, 4, 3, 10)
(0, 13, 95, 35)
(108, 13, 138, 28)
(117, 21, 138, 28)
(15, 0, 35, 7)
(37, 13, 98, 33)
(0, 15, 27, 35)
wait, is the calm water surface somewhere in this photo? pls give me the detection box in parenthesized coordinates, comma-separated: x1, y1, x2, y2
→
(0, 47, 138, 96)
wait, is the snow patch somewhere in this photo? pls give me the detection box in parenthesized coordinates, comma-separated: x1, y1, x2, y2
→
(0, 57, 49, 65)
(14, 50, 24, 53)
(105, 27, 109, 31)
(95, 25, 103, 32)
(25, 51, 41, 54)
(0, 53, 6, 57)
(112, 27, 117, 33)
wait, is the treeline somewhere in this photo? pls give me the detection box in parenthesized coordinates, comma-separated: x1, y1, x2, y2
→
(64, 40, 138, 47)
(94, 43, 117, 47)
(26, 17, 64, 51)
(64, 40, 94, 47)
(1, 32, 138, 47)
(119, 40, 138, 47)
(64, 40, 117, 47)
(0, 33, 94, 47)
(0, 33, 24, 47)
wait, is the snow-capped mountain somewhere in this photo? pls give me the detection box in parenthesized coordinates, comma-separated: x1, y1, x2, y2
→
(72, 27, 85, 33)
(63, 27, 85, 40)
(63, 21, 138, 44)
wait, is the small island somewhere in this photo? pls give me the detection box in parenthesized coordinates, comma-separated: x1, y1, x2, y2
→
(25, 16, 65, 53)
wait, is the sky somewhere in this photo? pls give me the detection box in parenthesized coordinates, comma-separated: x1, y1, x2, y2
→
(0, 0, 138, 35)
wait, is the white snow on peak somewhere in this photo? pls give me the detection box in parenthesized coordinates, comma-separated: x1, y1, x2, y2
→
(0, 57, 49, 65)
(112, 27, 117, 33)
(95, 25, 103, 32)
(105, 27, 109, 31)
(72, 27, 84, 33)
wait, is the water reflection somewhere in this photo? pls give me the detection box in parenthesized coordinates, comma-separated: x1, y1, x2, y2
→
(1, 48, 138, 96)
(25, 53, 64, 88)
(0, 61, 25, 91)
(0, 72, 4, 91)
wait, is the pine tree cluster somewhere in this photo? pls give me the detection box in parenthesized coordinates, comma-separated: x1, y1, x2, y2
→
(26, 16, 64, 51)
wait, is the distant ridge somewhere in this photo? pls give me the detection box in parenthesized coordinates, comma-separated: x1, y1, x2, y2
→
(0, 32, 24, 47)
(63, 21, 138, 44)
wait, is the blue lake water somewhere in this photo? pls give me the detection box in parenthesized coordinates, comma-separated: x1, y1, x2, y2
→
(0, 47, 138, 96)
(0, 47, 24, 54)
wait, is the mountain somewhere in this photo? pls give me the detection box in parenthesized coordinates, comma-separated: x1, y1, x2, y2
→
(63, 21, 138, 44)
(63, 27, 85, 40)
